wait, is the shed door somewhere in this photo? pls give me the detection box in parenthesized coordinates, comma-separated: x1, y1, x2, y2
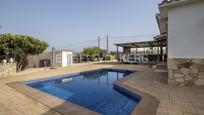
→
(67, 54, 72, 66)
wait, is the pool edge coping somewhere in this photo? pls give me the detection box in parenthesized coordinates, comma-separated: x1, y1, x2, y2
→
(7, 68, 159, 115)
(114, 72, 159, 115)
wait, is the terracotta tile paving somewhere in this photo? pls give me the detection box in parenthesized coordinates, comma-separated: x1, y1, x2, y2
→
(0, 63, 204, 115)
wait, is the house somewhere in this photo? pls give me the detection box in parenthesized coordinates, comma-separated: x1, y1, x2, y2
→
(27, 49, 73, 68)
(157, 0, 204, 86)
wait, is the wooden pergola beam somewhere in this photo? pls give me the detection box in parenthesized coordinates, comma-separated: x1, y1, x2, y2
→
(114, 40, 167, 48)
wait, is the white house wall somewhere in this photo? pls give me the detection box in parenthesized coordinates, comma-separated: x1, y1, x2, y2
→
(168, 1, 204, 58)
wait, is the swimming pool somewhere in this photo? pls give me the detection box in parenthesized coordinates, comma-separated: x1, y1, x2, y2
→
(26, 69, 140, 115)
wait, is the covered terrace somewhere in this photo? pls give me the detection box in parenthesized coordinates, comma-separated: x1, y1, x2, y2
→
(115, 35, 167, 62)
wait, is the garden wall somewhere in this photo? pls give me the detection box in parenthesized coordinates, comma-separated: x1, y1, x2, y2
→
(0, 63, 16, 78)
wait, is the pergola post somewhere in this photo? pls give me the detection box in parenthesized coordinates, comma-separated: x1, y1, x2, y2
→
(151, 47, 154, 54)
(123, 47, 125, 54)
(116, 45, 119, 62)
(144, 47, 146, 55)
(157, 41, 160, 62)
(160, 45, 163, 61)
(136, 48, 138, 54)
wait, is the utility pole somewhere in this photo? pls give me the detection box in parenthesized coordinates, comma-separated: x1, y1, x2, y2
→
(106, 35, 109, 53)
(0, 25, 2, 34)
(98, 36, 100, 48)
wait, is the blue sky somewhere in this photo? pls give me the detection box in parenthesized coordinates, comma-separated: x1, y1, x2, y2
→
(0, 0, 161, 52)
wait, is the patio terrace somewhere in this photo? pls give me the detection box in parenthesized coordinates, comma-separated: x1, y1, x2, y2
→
(0, 63, 203, 115)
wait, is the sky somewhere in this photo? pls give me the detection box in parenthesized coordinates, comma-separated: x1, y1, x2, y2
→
(0, 0, 161, 52)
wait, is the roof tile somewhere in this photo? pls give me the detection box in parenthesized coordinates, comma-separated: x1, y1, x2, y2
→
(159, 0, 180, 6)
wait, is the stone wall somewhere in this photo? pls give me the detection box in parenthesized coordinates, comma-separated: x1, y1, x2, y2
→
(168, 58, 204, 86)
(0, 63, 16, 78)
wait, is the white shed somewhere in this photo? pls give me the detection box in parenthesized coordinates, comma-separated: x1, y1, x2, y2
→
(54, 50, 73, 67)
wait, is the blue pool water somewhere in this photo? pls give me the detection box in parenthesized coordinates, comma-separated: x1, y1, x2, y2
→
(26, 69, 140, 115)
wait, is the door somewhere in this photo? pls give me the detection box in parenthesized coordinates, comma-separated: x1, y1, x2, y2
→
(67, 54, 72, 66)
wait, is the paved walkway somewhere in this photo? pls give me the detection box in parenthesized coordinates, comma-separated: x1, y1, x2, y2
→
(125, 69, 204, 115)
(0, 63, 204, 115)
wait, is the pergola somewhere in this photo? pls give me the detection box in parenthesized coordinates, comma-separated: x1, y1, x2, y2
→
(114, 34, 167, 61)
(115, 40, 166, 48)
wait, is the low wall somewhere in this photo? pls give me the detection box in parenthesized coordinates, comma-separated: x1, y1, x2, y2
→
(168, 58, 204, 86)
(0, 63, 16, 78)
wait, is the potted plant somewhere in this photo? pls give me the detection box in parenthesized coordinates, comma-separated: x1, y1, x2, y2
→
(2, 59, 7, 64)
(9, 58, 14, 63)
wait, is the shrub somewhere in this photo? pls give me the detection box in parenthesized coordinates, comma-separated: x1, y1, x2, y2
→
(105, 55, 115, 61)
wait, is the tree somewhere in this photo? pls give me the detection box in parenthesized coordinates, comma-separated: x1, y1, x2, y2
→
(0, 33, 48, 71)
(0, 33, 17, 57)
(99, 49, 107, 58)
(83, 46, 103, 61)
